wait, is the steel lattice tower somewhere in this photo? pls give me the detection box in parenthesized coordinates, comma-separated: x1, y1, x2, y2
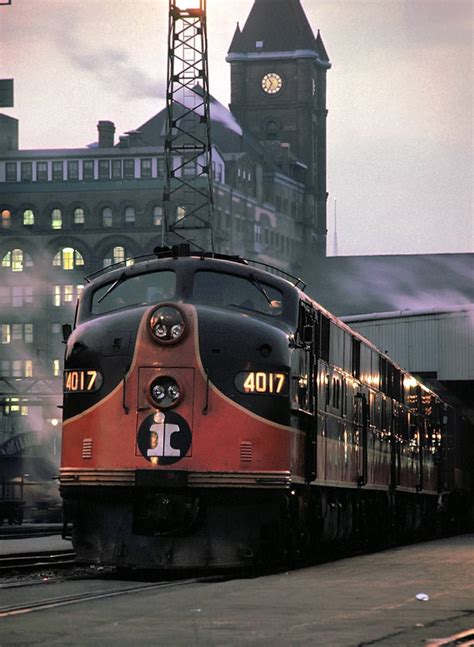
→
(163, 0, 214, 252)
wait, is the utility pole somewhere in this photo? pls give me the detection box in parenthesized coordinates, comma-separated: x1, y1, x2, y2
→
(163, 0, 214, 252)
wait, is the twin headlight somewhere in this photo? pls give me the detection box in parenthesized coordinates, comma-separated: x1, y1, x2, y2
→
(150, 375, 182, 408)
(148, 305, 186, 344)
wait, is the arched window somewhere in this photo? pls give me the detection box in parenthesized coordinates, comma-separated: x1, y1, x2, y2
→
(1, 209, 11, 228)
(266, 120, 278, 141)
(74, 207, 85, 224)
(2, 249, 33, 272)
(102, 207, 113, 227)
(51, 208, 62, 230)
(53, 247, 85, 271)
(23, 209, 34, 226)
(124, 206, 136, 224)
(153, 206, 163, 226)
(103, 246, 134, 268)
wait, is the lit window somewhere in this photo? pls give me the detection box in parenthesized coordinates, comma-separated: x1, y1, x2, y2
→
(51, 208, 62, 229)
(153, 206, 163, 226)
(177, 206, 186, 221)
(74, 207, 85, 224)
(103, 246, 128, 268)
(53, 359, 60, 377)
(52, 284, 82, 306)
(2, 249, 33, 272)
(1, 324, 10, 344)
(25, 360, 33, 377)
(102, 207, 113, 227)
(125, 206, 135, 224)
(64, 285, 73, 302)
(23, 209, 34, 225)
(53, 285, 61, 307)
(113, 246, 125, 264)
(1, 209, 11, 228)
(53, 247, 85, 270)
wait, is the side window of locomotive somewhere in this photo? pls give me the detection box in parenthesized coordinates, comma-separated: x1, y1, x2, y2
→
(192, 271, 283, 317)
(91, 271, 176, 315)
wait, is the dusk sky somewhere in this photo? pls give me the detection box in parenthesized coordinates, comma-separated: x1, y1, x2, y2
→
(1, 0, 472, 257)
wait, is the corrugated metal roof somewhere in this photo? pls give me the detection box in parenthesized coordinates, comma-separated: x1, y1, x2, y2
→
(344, 307, 474, 381)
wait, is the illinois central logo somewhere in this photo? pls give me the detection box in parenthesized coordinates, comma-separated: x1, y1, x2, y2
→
(137, 411, 192, 465)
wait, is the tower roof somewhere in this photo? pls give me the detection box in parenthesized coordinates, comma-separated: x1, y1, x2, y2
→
(227, 0, 329, 65)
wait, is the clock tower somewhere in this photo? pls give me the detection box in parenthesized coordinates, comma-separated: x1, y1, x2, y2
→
(226, 0, 331, 258)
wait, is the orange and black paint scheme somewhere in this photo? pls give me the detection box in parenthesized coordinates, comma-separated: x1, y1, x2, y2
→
(60, 249, 473, 569)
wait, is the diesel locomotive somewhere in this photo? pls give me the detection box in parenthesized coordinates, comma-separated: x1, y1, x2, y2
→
(60, 247, 473, 569)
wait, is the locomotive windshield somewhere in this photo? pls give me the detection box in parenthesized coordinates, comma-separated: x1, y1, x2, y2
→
(91, 271, 176, 315)
(192, 271, 283, 317)
(87, 266, 285, 319)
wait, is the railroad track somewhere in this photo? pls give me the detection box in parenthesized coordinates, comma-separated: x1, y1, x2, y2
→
(0, 579, 199, 619)
(0, 549, 76, 571)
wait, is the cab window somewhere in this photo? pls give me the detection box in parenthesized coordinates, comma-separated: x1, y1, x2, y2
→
(192, 271, 283, 317)
(91, 270, 176, 315)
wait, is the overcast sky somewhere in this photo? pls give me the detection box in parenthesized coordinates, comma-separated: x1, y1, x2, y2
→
(1, 0, 472, 257)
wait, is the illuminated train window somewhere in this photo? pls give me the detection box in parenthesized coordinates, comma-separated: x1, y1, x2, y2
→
(91, 270, 176, 315)
(192, 271, 283, 317)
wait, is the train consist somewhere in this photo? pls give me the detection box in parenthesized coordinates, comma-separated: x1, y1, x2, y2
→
(60, 248, 473, 569)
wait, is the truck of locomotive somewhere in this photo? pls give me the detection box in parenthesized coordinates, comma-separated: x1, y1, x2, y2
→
(60, 251, 472, 569)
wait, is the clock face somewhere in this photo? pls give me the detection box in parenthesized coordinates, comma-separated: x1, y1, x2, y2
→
(261, 72, 283, 95)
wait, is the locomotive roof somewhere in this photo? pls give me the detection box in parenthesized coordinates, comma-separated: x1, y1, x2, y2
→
(84, 249, 304, 293)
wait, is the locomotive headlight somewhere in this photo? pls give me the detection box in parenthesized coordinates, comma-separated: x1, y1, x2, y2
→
(150, 376, 182, 408)
(167, 384, 180, 401)
(170, 323, 184, 339)
(155, 324, 168, 339)
(151, 383, 166, 401)
(148, 306, 186, 344)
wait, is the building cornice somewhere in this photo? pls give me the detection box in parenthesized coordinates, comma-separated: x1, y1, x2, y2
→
(226, 50, 331, 69)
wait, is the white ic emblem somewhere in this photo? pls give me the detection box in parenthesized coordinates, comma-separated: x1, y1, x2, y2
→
(138, 410, 192, 465)
(147, 411, 181, 458)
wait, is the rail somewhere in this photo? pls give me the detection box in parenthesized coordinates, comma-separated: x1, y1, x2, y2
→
(0, 549, 76, 572)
